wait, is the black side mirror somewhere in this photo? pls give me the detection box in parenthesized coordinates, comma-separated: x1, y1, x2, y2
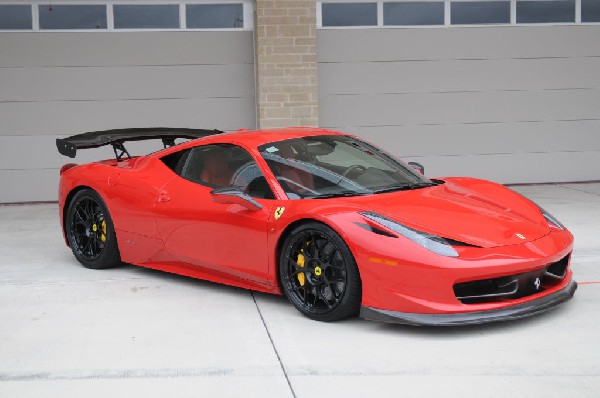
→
(408, 162, 425, 175)
(210, 187, 262, 211)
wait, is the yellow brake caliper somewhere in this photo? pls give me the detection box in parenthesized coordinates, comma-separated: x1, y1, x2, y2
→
(297, 248, 306, 286)
(100, 220, 107, 243)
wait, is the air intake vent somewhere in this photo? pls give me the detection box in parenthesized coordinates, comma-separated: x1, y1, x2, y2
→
(454, 252, 571, 304)
(546, 254, 570, 279)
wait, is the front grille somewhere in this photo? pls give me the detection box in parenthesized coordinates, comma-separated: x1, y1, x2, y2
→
(454, 253, 571, 304)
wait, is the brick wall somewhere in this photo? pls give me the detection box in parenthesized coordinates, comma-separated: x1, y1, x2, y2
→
(255, 0, 318, 129)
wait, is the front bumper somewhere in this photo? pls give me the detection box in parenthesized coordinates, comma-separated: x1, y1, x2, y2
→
(360, 279, 577, 326)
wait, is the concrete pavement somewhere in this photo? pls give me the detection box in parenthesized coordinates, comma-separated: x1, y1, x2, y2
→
(0, 183, 599, 397)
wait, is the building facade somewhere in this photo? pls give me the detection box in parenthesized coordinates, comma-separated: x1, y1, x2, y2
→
(1, 0, 599, 202)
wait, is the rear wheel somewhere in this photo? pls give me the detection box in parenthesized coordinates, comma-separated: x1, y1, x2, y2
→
(279, 222, 361, 321)
(66, 189, 121, 269)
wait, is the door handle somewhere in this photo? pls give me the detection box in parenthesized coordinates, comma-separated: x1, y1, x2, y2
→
(157, 191, 171, 203)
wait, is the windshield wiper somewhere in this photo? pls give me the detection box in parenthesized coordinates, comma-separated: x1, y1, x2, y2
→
(310, 190, 371, 199)
(372, 182, 437, 194)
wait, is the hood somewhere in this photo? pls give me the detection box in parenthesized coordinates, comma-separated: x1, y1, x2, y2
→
(344, 178, 550, 248)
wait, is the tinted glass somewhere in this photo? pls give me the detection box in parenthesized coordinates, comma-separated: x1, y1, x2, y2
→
(166, 144, 274, 199)
(322, 3, 377, 26)
(39, 5, 107, 29)
(0, 5, 32, 29)
(114, 5, 179, 29)
(384, 2, 445, 25)
(186, 4, 243, 28)
(517, 0, 575, 23)
(258, 135, 430, 199)
(582, 0, 600, 22)
(451, 1, 510, 24)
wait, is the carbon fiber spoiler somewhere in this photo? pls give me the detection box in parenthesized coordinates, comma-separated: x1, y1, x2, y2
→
(56, 127, 224, 159)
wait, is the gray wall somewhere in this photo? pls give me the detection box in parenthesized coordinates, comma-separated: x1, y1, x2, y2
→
(318, 25, 600, 184)
(0, 31, 256, 202)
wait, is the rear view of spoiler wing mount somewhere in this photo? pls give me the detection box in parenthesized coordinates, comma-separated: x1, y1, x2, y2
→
(56, 127, 224, 159)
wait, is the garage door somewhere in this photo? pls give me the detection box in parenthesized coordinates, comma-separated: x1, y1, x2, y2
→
(317, 1, 600, 184)
(0, 1, 256, 202)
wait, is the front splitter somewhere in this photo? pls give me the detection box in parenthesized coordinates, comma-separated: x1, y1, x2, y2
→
(360, 280, 577, 326)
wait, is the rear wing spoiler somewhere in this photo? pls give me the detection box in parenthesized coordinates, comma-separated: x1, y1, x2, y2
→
(56, 127, 224, 159)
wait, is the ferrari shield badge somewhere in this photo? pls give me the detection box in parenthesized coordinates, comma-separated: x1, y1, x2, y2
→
(274, 206, 285, 220)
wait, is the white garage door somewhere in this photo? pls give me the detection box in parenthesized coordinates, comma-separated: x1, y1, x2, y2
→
(317, 0, 600, 184)
(0, 1, 256, 202)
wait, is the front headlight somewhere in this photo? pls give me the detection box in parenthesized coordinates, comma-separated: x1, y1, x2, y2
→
(360, 212, 458, 257)
(539, 207, 565, 230)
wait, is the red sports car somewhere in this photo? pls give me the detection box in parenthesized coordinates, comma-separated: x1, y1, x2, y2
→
(56, 127, 576, 325)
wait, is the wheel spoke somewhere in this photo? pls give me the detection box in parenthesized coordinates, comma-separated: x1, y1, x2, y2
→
(310, 232, 323, 256)
(291, 281, 303, 293)
(310, 232, 319, 248)
(320, 242, 336, 261)
(90, 237, 98, 256)
(75, 210, 86, 224)
(92, 237, 99, 256)
(330, 252, 346, 269)
(315, 286, 333, 309)
(303, 239, 313, 258)
(83, 200, 92, 219)
(93, 235, 102, 255)
(287, 256, 303, 271)
(290, 269, 302, 278)
(302, 286, 307, 303)
(82, 238, 91, 254)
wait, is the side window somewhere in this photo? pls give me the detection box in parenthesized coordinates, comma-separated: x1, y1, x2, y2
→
(161, 149, 191, 175)
(161, 144, 275, 199)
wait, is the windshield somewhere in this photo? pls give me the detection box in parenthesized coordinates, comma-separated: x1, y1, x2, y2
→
(258, 135, 434, 199)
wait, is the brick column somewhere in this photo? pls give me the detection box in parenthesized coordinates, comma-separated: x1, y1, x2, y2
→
(254, 0, 319, 129)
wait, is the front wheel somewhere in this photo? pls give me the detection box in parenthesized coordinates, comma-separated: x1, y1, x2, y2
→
(66, 189, 121, 269)
(279, 222, 361, 321)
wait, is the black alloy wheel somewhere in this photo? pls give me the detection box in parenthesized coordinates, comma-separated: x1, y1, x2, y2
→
(66, 189, 121, 269)
(280, 222, 361, 321)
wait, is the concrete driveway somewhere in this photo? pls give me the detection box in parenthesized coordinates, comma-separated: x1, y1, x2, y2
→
(1, 183, 599, 397)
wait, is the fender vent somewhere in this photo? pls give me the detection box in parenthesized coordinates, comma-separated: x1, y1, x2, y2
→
(354, 222, 396, 238)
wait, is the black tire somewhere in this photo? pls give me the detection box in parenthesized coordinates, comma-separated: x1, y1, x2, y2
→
(65, 189, 121, 269)
(279, 222, 362, 322)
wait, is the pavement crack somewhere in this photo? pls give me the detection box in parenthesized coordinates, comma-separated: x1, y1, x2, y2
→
(556, 184, 600, 197)
(251, 292, 297, 398)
